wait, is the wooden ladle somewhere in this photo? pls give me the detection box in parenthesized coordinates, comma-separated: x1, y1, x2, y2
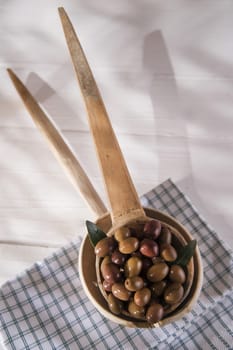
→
(58, 7, 202, 327)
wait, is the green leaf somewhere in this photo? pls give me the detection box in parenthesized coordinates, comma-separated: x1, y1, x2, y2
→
(174, 239, 197, 266)
(86, 220, 106, 247)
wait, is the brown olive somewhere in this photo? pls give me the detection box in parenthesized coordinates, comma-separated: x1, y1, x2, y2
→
(111, 249, 128, 266)
(119, 237, 139, 254)
(124, 256, 142, 277)
(160, 244, 178, 262)
(139, 239, 159, 258)
(114, 227, 131, 242)
(164, 283, 184, 304)
(159, 226, 172, 245)
(128, 301, 145, 318)
(95, 237, 116, 257)
(101, 263, 121, 284)
(134, 288, 151, 307)
(108, 293, 123, 315)
(147, 262, 169, 282)
(169, 265, 186, 284)
(124, 276, 144, 291)
(100, 256, 111, 275)
(151, 281, 167, 297)
(103, 279, 113, 292)
(146, 303, 164, 323)
(143, 220, 161, 239)
(112, 282, 131, 301)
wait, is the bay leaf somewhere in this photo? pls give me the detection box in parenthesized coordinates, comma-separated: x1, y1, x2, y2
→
(174, 239, 197, 266)
(86, 220, 106, 247)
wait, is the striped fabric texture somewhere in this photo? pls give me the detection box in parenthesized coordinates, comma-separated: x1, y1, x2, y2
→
(0, 179, 232, 349)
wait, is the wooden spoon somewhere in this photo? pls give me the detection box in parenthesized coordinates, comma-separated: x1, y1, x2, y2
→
(7, 68, 107, 218)
(58, 7, 202, 327)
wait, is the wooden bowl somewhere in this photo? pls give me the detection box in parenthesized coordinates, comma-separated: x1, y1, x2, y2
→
(79, 207, 203, 328)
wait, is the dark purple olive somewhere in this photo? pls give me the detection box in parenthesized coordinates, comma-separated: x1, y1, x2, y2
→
(140, 239, 159, 258)
(141, 257, 153, 275)
(111, 249, 128, 265)
(103, 279, 113, 292)
(143, 220, 162, 239)
(101, 263, 121, 284)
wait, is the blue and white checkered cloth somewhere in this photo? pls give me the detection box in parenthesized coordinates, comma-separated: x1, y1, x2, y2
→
(0, 179, 232, 349)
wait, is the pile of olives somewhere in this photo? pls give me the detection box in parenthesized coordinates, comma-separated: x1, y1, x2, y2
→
(94, 220, 187, 324)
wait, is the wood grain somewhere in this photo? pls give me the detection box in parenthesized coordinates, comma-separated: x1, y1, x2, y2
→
(59, 7, 145, 226)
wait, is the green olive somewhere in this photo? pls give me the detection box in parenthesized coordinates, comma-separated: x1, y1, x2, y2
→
(108, 293, 123, 315)
(164, 283, 184, 304)
(114, 227, 131, 242)
(124, 256, 142, 277)
(169, 265, 186, 284)
(160, 244, 178, 262)
(119, 237, 139, 254)
(134, 288, 151, 307)
(128, 301, 145, 318)
(124, 276, 144, 291)
(147, 262, 169, 282)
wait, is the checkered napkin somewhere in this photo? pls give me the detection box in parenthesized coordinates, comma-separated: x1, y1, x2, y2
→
(0, 179, 232, 350)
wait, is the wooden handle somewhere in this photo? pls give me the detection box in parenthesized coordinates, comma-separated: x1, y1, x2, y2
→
(59, 7, 145, 225)
(7, 68, 107, 217)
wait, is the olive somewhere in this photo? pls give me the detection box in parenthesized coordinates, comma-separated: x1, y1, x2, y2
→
(164, 283, 184, 304)
(129, 223, 144, 240)
(100, 256, 111, 275)
(128, 301, 145, 318)
(112, 282, 131, 301)
(95, 237, 116, 257)
(125, 276, 144, 291)
(160, 244, 178, 262)
(141, 257, 153, 275)
(111, 249, 127, 266)
(146, 303, 164, 323)
(169, 265, 186, 284)
(119, 237, 139, 254)
(108, 293, 123, 315)
(147, 262, 169, 282)
(143, 220, 162, 239)
(101, 263, 121, 284)
(103, 279, 113, 292)
(114, 227, 131, 242)
(140, 239, 159, 258)
(134, 288, 151, 307)
(124, 256, 142, 277)
(159, 226, 172, 245)
(151, 281, 167, 297)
